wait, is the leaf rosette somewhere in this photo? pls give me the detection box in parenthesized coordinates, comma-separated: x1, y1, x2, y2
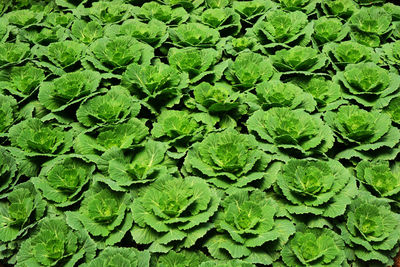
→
(32, 156, 95, 207)
(74, 118, 148, 156)
(96, 140, 177, 190)
(70, 19, 104, 44)
(349, 7, 392, 47)
(281, 225, 346, 266)
(313, 16, 349, 45)
(0, 42, 30, 68)
(116, 19, 168, 48)
(33, 40, 86, 71)
(0, 94, 17, 134)
(356, 160, 400, 205)
(247, 107, 334, 156)
(0, 182, 46, 243)
(88, 36, 154, 72)
(169, 22, 220, 48)
(197, 8, 241, 37)
(0, 63, 45, 98)
(334, 62, 400, 108)
(8, 118, 73, 157)
(122, 61, 188, 110)
(66, 182, 133, 246)
(168, 47, 225, 84)
(224, 51, 274, 90)
(76, 87, 141, 128)
(323, 41, 378, 71)
(339, 192, 400, 265)
(0, 147, 18, 195)
(38, 70, 102, 112)
(276, 159, 357, 218)
(248, 80, 316, 112)
(321, 0, 359, 18)
(87, 0, 132, 24)
(130, 176, 220, 252)
(271, 46, 327, 74)
(151, 109, 208, 154)
(81, 246, 150, 267)
(324, 105, 400, 159)
(132, 1, 189, 25)
(204, 189, 295, 265)
(291, 76, 345, 111)
(16, 217, 96, 267)
(192, 82, 242, 114)
(232, 0, 276, 23)
(183, 128, 271, 189)
(383, 96, 400, 125)
(250, 9, 312, 48)
(277, 0, 319, 14)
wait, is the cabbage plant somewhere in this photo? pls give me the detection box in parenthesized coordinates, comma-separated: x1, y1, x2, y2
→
(281, 225, 346, 266)
(16, 217, 96, 266)
(275, 159, 357, 218)
(325, 105, 400, 159)
(247, 107, 334, 156)
(339, 192, 400, 266)
(32, 156, 95, 207)
(204, 189, 295, 265)
(183, 128, 271, 189)
(130, 176, 220, 252)
(66, 182, 133, 246)
(8, 118, 73, 157)
(334, 62, 400, 108)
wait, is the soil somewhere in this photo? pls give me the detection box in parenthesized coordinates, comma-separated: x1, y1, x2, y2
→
(395, 249, 400, 267)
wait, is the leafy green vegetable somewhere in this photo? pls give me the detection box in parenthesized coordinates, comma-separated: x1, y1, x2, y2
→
(169, 22, 220, 47)
(349, 7, 392, 47)
(192, 82, 241, 113)
(0, 94, 17, 134)
(8, 118, 73, 156)
(356, 160, 400, 203)
(335, 62, 400, 108)
(0, 42, 30, 67)
(82, 246, 150, 267)
(291, 76, 344, 111)
(76, 87, 141, 128)
(88, 36, 154, 71)
(325, 105, 400, 159)
(184, 128, 271, 189)
(322, 0, 359, 18)
(271, 46, 327, 73)
(2, 0, 400, 266)
(66, 182, 132, 245)
(122, 61, 188, 109)
(168, 47, 225, 83)
(224, 51, 274, 89)
(131, 176, 220, 252)
(0, 63, 45, 97)
(247, 107, 334, 156)
(0, 182, 45, 243)
(276, 159, 357, 217)
(251, 80, 316, 112)
(16, 216, 95, 266)
(281, 225, 346, 266)
(33, 156, 95, 207)
(38, 70, 101, 112)
(0, 147, 18, 195)
(313, 16, 349, 45)
(74, 118, 148, 155)
(339, 192, 400, 265)
(205, 189, 295, 264)
(250, 9, 312, 47)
